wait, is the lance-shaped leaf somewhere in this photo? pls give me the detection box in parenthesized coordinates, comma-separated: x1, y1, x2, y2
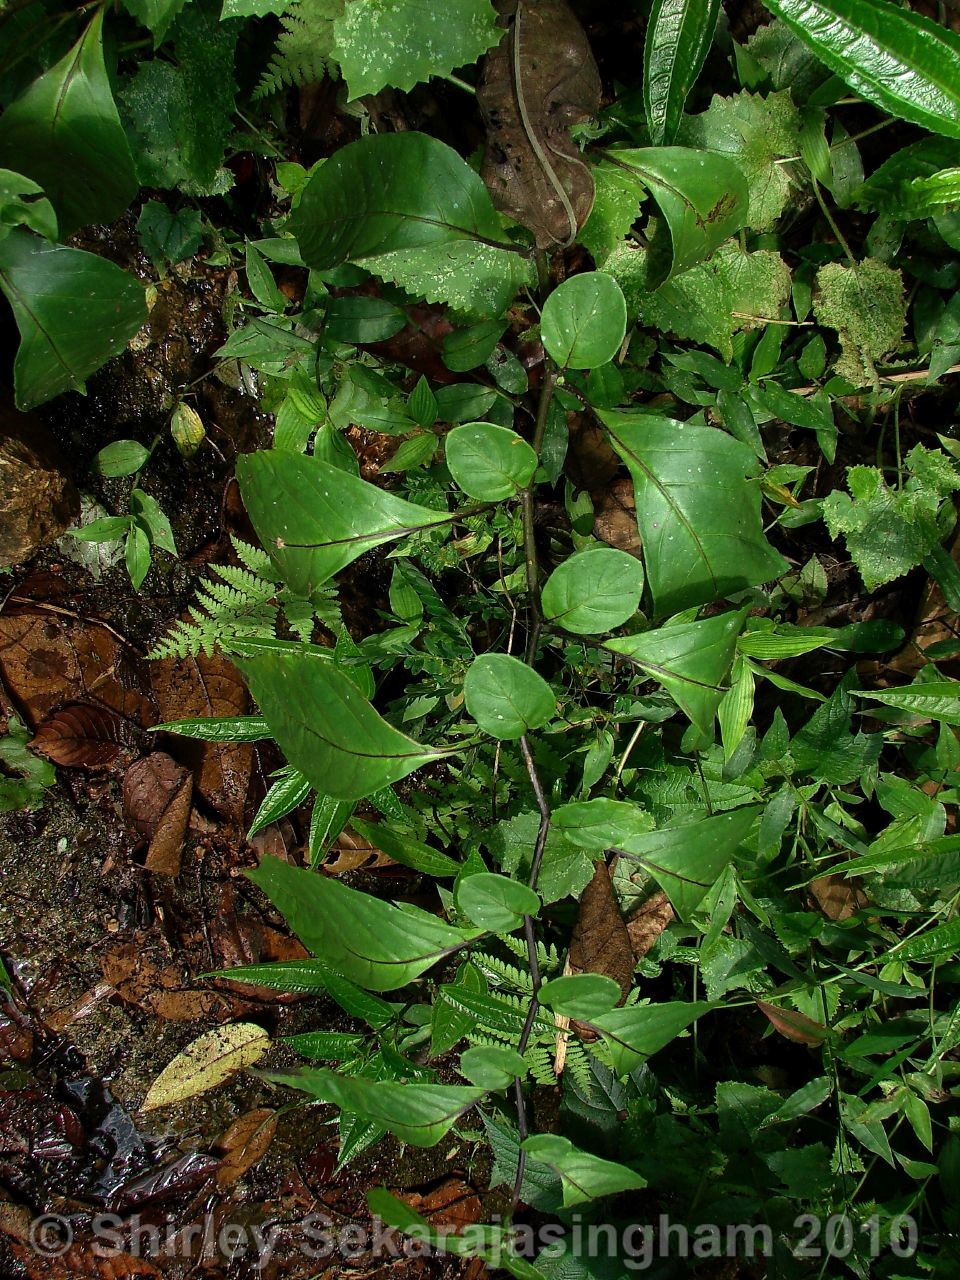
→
(615, 804, 761, 918)
(541, 548, 644, 634)
(601, 413, 788, 615)
(241, 651, 448, 801)
(644, 0, 722, 146)
(854, 680, 960, 727)
(0, 9, 137, 234)
(521, 1135, 645, 1207)
(588, 1000, 714, 1073)
(265, 1069, 486, 1146)
(605, 610, 748, 735)
(236, 450, 451, 598)
(761, 0, 960, 140)
(142, 1023, 271, 1110)
(477, 0, 601, 248)
(599, 147, 748, 287)
(248, 855, 480, 991)
(0, 230, 147, 411)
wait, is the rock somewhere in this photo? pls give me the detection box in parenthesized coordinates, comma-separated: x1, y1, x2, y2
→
(0, 391, 79, 565)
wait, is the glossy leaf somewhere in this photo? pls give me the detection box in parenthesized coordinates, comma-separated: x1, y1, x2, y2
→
(433, 962, 486, 1056)
(153, 715, 272, 742)
(0, 230, 146, 411)
(236, 450, 450, 599)
(605, 609, 748, 735)
(248, 855, 479, 990)
(854, 681, 960, 727)
(94, 440, 150, 478)
(349, 817, 461, 877)
(615, 805, 761, 918)
(589, 1000, 714, 1073)
(0, 10, 137, 234)
(445, 422, 538, 501)
(464, 654, 556, 740)
(540, 271, 627, 369)
(602, 413, 788, 615)
(248, 767, 312, 839)
(521, 1135, 646, 1207)
(0, 169, 57, 242)
(541, 548, 644, 634)
(268, 1068, 485, 1146)
(644, 0, 722, 145)
(241, 650, 448, 800)
(538, 973, 621, 1019)
(455, 873, 540, 930)
(206, 959, 332, 992)
(761, 0, 960, 139)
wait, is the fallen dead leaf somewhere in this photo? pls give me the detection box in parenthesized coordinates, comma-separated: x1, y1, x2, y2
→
(0, 392, 79, 564)
(144, 771, 193, 877)
(626, 891, 675, 959)
(215, 1107, 279, 1187)
(123, 752, 190, 837)
(569, 861, 635, 1005)
(592, 477, 642, 557)
(141, 1022, 272, 1111)
(809, 873, 868, 921)
(31, 702, 128, 768)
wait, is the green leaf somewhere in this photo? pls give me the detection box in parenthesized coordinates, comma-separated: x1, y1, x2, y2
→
(602, 413, 788, 615)
(0, 170, 57, 243)
(760, 0, 960, 139)
(455, 872, 540, 930)
(0, 230, 146, 412)
(0, 9, 137, 235)
(289, 133, 530, 317)
(245, 242, 287, 313)
(813, 259, 906, 385)
(464, 654, 556, 740)
(248, 767, 312, 839)
(538, 974, 621, 1020)
(644, 0, 722, 146)
(615, 805, 760, 918)
(855, 680, 960, 727)
(206, 959, 331, 992)
(125, 523, 152, 590)
(269, 1068, 485, 1145)
(445, 422, 538, 501)
(349, 817, 462, 877)
(460, 1045, 527, 1089)
(241, 650, 449, 801)
(433, 962, 485, 1055)
(541, 548, 644, 635)
(69, 515, 132, 544)
(540, 272, 627, 369)
(221, 0, 288, 15)
(123, 0, 190, 44)
(676, 90, 802, 231)
(236, 450, 451, 598)
(600, 146, 749, 286)
(588, 1001, 714, 1073)
(895, 918, 960, 962)
(94, 440, 150, 478)
(333, 0, 501, 100)
(0, 715, 55, 813)
(153, 715, 272, 742)
(248, 855, 479, 990)
(137, 201, 204, 269)
(131, 489, 176, 554)
(605, 610, 747, 735)
(444, 320, 507, 372)
(521, 1134, 646, 1208)
(552, 799, 654, 851)
(325, 294, 407, 343)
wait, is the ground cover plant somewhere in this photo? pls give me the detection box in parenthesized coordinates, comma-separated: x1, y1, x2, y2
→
(4, 0, 960, 1277)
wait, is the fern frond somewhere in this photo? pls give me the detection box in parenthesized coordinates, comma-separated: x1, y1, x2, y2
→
(149, 559, 280, 660)
(255, 0, 343, 99)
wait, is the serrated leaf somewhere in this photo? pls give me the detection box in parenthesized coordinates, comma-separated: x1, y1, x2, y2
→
(464, 654, 556, 740)
(154, 715, 272, 742)
(142, 1023, 271, 1110)
(644, 0, 722, 146)
(601, 413, 788, 615)
(813, 258, 905, 385)
(855, 681, 960, 727)
(248, 767, 312, 839)
(248, 855, 479, 990)
(124, 0, 190, 43)
(349, 817, 461, 877)
(541, 548, 644, 635)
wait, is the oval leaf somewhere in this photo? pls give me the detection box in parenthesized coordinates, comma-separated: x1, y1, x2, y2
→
(445, 422, 538, 501)
(460, 1045, 528, 1089)
(141, 1023, 271, 1111)
(541, 548, 644, 634)
(455, 872, 540, 930)
(463, 653, 556, 740)
(538, 973, 622, 1019)
(588, 1000, 713, 1074)
(521, 1134, 646, 1208)
(541, 271, 627, 369)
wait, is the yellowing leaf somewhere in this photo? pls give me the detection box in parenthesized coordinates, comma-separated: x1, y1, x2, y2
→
(141, 1022, 271, 1110)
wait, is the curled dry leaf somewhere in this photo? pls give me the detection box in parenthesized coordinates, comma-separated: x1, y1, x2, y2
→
(569, 861, 635, 1006)
(215, 1107, 278, 1187)
(809, 873, 868, 921)
(478, 0, 600, 248)
(123, 750, 193, 876)
(141, 1022, 272, 1111)
(31, 701, 127, 768)
(592, 476, 642, 557)
(626, 891, 675, 959)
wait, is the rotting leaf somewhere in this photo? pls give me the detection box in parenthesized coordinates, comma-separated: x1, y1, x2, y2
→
(30, 702, 127, 768)
(141, 1022, 271, 1110)
(478, 0, 600, 248)
(215, 1107, 278, 1187)
(626, 891, 675, 959)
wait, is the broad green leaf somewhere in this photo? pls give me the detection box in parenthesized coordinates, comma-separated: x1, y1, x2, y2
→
(142, 1023, 271, 1110)
(289, 133, 529, 317)
(538, 974, 621, 1020)
(0, 10, 137, 235)
(245, 242, 287, 312)
(676, 90, 802, 230)
(236, 450, 450, 598)
(241, 651, 448, 800)
(248, 855, 479, 990)
(521, 1135, 646, 1208)
(589, 1000, 714, 1073)
(349, 818, 461, 877)
(541, 548, 644, 635)
(464, 654, 556, 740)
(644, 0, 722, 145)
(602, 414, 788, 615)
(855, 137, 960, 218)
(606, 610, 747, 735)
(615, 805, 761, 918)
(333, 0, 501, 99)
(0, 170, 57, 242)
(460, 1045, 528, 1089)
(123, 0, 190, 43)
(445, 423, 538, 501)
(855, 681, 960, 727)
(455, 873, 540, 931)
(552, 799, 655, 851)
(221, 0, 288, 15)
(269, 1068, 485, 1146)
(131, 489, 176, 554)
(540, 272, 627, 369)
(444, 320, 506, 372)
(761, 0, 960, 139)
(813, 259, 906, 385)
(325, 294, 407, 343)
(600, 146, 749, 286)
(0, 230, 147, 412)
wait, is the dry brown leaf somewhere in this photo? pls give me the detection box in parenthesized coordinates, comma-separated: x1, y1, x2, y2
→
(757, 1000, 828, 1046)
(592, 477, 642, 557)
(0, 392, 79, 564)
(478, 0, 600, 248)
(144, 770, 193, 877)
(569, 861, 635, 1002)
(31, 702, 127, 768)
(215, 1107, 278, 1187)
(101, 940, 231, 1022)
(626, 891, 675, 959)
(809, 873, 868, 921)
(124, 751, 189, 835)
(402, 1179, 483, 1232)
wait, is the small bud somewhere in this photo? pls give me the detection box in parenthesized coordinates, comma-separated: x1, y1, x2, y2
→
(170, 402, 205, 458)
